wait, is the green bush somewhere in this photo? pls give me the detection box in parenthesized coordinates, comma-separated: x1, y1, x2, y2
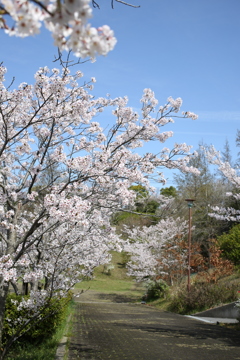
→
(217, 224, 240, 265)
(168, 282, 239, 314)
(3, 292, 72, 344)
(144, 279, 169, 301)
(119, 251, 131, 268)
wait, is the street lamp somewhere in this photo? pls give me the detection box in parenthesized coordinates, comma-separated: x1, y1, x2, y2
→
(185, 199, 195, 293)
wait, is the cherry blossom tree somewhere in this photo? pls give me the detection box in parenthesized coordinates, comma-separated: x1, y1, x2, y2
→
(123, 217, 189, 282)
(0, 0, 202, 355)
(0, 60, 199, 356)
(205, 146, 240, 222)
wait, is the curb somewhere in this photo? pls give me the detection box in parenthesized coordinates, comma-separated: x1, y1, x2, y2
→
(55, 314, 73, 360)
(55, 336, 68, 360)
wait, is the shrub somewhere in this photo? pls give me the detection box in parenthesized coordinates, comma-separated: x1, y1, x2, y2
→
(195, 239, 234, 283)
(217, 224, 240, 265)
(168, 282, 239, 314)
(144, 279, 169, 301)
(3, 292, 72, 345)
(119, 251, 131, 268)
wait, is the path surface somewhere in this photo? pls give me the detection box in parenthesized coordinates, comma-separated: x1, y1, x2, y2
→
(68, 291, 240, 360)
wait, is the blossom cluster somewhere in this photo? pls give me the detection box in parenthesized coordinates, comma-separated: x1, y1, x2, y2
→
(0, 0, 117, 57)
(0, 255, 17, 282)
(205, 145, 240, 222)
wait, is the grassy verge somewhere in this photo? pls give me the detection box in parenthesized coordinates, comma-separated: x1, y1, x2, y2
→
(220, 322, 240, 331)
(76, 278, 143, 294)
(6, 299, 75, 360)
(75, 251, 145, 302)
(144, 297, 172, 311)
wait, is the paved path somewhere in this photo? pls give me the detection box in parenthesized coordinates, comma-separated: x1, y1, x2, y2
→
(68, 291, 240, 360)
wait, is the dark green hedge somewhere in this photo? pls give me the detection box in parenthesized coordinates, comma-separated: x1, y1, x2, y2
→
(3, 291, 72, 344)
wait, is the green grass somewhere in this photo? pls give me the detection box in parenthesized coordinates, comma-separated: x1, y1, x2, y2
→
(218, 270, 240, 285)
(76, 278, 140, 292)
(145, 297, 172, 311)
(75, 251, 145, 300)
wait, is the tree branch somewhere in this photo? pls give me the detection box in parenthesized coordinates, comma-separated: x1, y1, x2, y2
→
(112, 0, 140, 8)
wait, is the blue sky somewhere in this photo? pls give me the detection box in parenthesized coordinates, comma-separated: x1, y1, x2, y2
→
(1, 0, 240, 185)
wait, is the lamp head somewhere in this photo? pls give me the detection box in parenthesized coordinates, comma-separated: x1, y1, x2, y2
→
(185, 199, 195, 208)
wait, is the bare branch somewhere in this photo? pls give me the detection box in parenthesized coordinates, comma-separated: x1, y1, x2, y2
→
(92, 0, 140, 9)
(112, 0, 140, 8)
(29, 0, 53, 16)
(53, 49, 90, 71)
(92, 0, 100, 8)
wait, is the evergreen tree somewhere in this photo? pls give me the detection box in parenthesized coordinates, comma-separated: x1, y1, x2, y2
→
(160, 186, 177, 198)
(222, 138, 232, 165)
(236, 129, 240, 165)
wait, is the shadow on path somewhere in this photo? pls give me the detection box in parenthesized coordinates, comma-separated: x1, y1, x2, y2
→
(97, 293, 138, 303)
(68, 292, 240, 360)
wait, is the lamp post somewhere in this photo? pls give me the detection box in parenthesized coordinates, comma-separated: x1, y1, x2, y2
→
(185, 199, 195, 293)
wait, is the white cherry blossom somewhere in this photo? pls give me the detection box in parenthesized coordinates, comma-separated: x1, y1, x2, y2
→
(205, 145, 240, 222)
(0, 64, 199, 355)
(0, 0, 117, 57)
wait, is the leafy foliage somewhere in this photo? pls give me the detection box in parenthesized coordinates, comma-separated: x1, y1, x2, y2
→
(168, 282, 239, 314)
(217, 224, 240, 265)
(129, 185, 149, 198)
(129, 185, 160, 214)
(160, 186, 177, 198)
(195, 239, 234, 283)
(144, 279, 169, 301)
(3, 292, 72, 345)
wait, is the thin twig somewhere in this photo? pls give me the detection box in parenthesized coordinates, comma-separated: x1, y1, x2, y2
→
(92, 0, 100, 8)
(30, 0, 54, 16)
(91, 0, 140, 9)
(6, 77, 15, 90)
(112, 0, 140, 8)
